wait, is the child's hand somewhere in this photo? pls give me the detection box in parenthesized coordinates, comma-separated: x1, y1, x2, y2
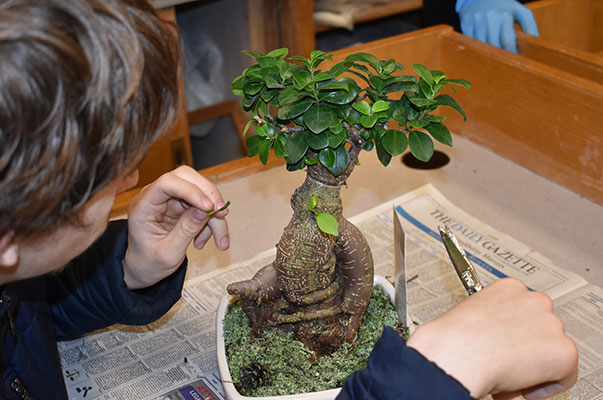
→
(123, 166, 229, 289)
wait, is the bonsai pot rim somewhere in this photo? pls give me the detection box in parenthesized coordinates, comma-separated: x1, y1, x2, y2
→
(216, 275, 395, 400)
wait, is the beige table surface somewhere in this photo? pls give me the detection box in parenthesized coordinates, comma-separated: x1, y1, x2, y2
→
(184, 134, 603, 288)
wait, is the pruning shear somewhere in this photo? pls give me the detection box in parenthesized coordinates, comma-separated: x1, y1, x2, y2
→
(438, 225, 483, 295)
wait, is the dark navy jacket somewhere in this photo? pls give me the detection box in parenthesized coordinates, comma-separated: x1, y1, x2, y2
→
(0, 220, 186, 399)
(339, 327, 474, 399)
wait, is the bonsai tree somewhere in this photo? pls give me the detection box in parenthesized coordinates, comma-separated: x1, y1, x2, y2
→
(227, 48, 469, 355)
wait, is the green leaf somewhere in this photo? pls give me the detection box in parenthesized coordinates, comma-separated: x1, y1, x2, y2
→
(409, 130, 434, 162)
(255, 124, 269, 137)
(317, 80, 349, 91)
(304, 157, 318, 165)
(408, 119, 429, 129)
(277, 97, 314, 120)
(431, 70, 446, 83)
(260, 87, 277, 102)
(372, 125, 387, 141)
(305, 131, 329, 150)
(242, 120, 253, 137)
(320, 89, 357, 105)
(434, 94, 467, 121)
(265, 74, 284, 89)
(344, 108, 362, 124)
(286, 158, 305, 171)
(312, 72, 332, 83)
(362, 140, 374, 151)
(380, 130, 408, 156)
(290, 56, 312, 71)
(316, 213, 338, 237)
(372, 100, 390, 113)
(293, 69, 312, 87)
(256, 56, 277, 68)
(424, 114, 447, 123)
(360, 114, 378, 129)
(304, 104, 334, 134)
(274, 135, 288, 158)
(246, 135, 265, 157)
(419, 79, 434, 99)
(375, 142, 392, 166)
(258, 139, 270, 164)
(243, 81, 263, 96)
(327, 145, 350, 176)
(278, 87, 308, 105)
(345, 53, 382, 74)
(353, 101, 372, 116)
(307, 194, 318, 213)
(424, 122, 453, 146)
(392, 104, 408, 125)
(328, 61, 351, 78)
(444, 78, 471, 89)
(369, 75, 391, 92)
(310, 49, 326, 60)
(318, 147, 336, 168)
(246, 135, 271, 164)
(381, 59, 397, 74)
(412, 64, 434, 87)
(328, 129, 347, 148)
(242, 49, 264, 59)
(241, 93, 259, 111)
(284, 131, 309, 164)
(266, 47, 289, 58)
(408, 97, 437, 108)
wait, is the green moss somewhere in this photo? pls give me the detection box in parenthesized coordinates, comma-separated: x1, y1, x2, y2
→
(222, 285, 408, 397)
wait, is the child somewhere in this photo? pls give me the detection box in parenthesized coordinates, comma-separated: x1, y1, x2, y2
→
(0, 1, 228, 398)
(0, 1, 577, 399)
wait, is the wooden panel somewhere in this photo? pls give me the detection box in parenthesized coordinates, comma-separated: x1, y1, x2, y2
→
(248, 0, 315, 57)
(315, 0, 422, 32)
(437, 31, 603, 205)
(527, 0, 597, 53)
(136, 8, 193, 188)
(516, 31, 603, 86)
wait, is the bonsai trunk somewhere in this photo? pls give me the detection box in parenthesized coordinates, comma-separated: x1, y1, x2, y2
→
(227, 136, 374, 356)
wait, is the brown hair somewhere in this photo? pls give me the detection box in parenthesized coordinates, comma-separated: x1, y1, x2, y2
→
(0, 0, 181, 238)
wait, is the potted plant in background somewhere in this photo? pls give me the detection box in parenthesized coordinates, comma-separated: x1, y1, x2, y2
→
(219, 48, 470, 398)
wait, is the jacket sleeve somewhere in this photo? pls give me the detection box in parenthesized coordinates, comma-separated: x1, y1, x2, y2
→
(46, 219, 187, 339)
(337, 327, 474, 400)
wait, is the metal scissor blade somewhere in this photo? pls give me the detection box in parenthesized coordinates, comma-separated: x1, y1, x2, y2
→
(393, 206, 409, 327)
(438, 225, 483, 295)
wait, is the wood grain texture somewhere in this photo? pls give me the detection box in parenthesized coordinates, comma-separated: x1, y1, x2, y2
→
(516, 31, 603, 86)
(437, 30, 603, 205)
(527, 0, 598, 53)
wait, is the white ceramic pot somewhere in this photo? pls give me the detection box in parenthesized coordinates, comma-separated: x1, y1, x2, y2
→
(216, 275, 395, 400)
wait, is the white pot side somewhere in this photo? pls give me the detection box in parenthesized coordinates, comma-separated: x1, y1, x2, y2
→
(216, 275, 395, 400)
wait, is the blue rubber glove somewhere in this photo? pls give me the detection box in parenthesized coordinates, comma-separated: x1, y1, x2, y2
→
(456, 0, 539, 54)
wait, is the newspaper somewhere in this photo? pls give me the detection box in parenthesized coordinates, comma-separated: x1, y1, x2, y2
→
(59, 184, 603, 400)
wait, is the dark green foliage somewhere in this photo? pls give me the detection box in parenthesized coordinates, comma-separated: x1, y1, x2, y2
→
(232, 48, 470, 171)
(223, 285, 409, 397)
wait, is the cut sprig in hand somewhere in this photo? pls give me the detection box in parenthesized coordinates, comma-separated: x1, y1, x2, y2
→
(207, 200, 231, 216)
(122, 166, 230, 290)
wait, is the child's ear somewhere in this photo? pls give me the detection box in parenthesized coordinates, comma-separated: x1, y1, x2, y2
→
(0, 231, 19, 267)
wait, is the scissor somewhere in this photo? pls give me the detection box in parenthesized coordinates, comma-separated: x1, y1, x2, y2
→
(438, 225, 483, 295)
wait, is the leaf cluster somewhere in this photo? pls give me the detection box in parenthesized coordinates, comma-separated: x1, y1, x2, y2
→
(232, 48, 470, 175)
